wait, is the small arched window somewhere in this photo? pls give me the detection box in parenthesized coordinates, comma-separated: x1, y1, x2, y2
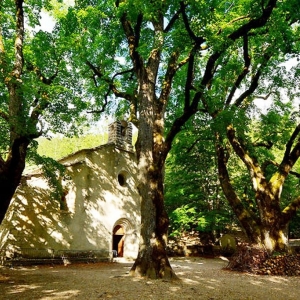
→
(60, 190, 69, 211)
(117, 171, 129, 187)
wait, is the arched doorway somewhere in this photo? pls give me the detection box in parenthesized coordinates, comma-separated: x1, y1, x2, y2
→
(112, 225, 125, 257)
(112, 218, 136, 258)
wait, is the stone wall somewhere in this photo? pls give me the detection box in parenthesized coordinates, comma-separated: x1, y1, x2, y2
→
(0, 122, 141, 262)
(108, 120, 133, 152)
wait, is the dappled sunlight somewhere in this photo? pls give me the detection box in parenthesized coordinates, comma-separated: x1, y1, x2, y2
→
(7, 284, 42, 294)
(171, 264, 193, 270)
(248, 279, 264, 286)
(39, 290, 81, 300)
(0, 126, 141, 261)
(5, 282, 81, 300)
(166, 257, 299, 299)
(169, 286, 181, 292)
(1, 258, 299, 299)
(181, 277, 202, 284)
(264, 276, 290, 283)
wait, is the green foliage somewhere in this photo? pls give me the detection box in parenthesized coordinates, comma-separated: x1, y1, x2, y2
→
(0, 1, 90, 157)
(165, 118, 236, 237)
(169, 205, 197, 237)
(26, 141, 66, 202)
(36, 132, 108, 160)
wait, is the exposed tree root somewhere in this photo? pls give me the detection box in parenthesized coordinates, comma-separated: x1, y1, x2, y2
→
(130, 261, 179, 280)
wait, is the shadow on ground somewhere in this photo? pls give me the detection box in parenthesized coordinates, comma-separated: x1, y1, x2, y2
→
(0, 258, 299, 300)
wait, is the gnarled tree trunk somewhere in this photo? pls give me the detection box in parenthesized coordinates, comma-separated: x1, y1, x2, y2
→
(0, 0, 28, 224)
(216, 125, 300, 254)
(130, 159, 176, 279)
(0, 138, 29, 223)
(129, 64, 177, 279)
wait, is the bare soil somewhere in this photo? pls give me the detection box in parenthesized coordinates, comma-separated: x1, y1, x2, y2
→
(0, 257, 299, 300)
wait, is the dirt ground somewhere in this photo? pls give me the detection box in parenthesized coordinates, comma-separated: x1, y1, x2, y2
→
(0, 257, 299, 300)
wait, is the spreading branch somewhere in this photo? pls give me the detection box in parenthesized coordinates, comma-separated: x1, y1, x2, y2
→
(164, 5, 183, 33)
(255, 91, 278, 100)
(159, 50, 180, 112)
(226, 34, 251, 106)
(282, 196, 300, 224)
(262, 159, 300, 179)
(228, 0, 278, 41)
(282, 123, 300, 163)
(233, 50, 272, 107)
(226, 124, 264, 187)
(120, 12, 144, 72)
(183, 48, 196, 111)
(27, 62, 59, 85)
(86, 60, 136, 113)
(253, 140, 273, 149)
(180, 1, 205, 45)
(215, 132, 260, 236)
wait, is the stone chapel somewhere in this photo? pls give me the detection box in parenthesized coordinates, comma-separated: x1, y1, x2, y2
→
(0, 121, 141, 263)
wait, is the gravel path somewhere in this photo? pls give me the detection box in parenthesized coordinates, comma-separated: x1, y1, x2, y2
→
(0, 257, 299, 300)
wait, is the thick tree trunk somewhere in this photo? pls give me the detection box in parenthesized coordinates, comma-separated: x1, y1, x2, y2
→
(130, 71, 178, 279)
(219, 172, 289, 253)
(216, 128, 294, 255)
(130, 166, 177, 279)
(259, 225, 289, 253)
(0, 0, 28, 223)
(252, 191, 289, 253)
(0, 171, 19, 223)
(0, 138, 29, 223)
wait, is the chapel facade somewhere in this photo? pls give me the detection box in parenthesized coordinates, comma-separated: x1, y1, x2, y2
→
(0, 121, 141, 263)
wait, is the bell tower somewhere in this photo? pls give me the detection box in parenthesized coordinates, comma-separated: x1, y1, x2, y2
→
(108, 120, 133, 152)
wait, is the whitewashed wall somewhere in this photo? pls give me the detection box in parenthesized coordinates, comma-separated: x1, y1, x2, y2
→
(0, 141, 141, 260)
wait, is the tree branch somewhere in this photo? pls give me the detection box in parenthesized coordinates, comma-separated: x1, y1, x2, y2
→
(282, 123, 300, 163)
(184, 48, 195, 111)
(180, 1, 205, 45)
(134, 13, 143, 49)
(282, 196, 300, 224)
(159, 50, 180, 111)
(164, 47, 221, 154)
(262, 159, 300, 179)
(255, 91, 278, 100)
(253, 140, 273, 149)
(27, 62, 59, 85)
(233, 50, 272, 107)
(86, 60, 135, 102)
(227, 124, 265, 188)
(12, 0, 24, 79)
(120, 12, 144, 72)
(215, 132, 260, 236)
(164, 5, 183, 33)
(228, 0, 278, 41)
(226, 34, 251, 106)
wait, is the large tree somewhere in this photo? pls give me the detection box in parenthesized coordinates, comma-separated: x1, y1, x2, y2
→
(0, 0, 86, 223)
(63, 0, 299, 278)
(215, 105, 300, 253)
(196, 4, 300, 253)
